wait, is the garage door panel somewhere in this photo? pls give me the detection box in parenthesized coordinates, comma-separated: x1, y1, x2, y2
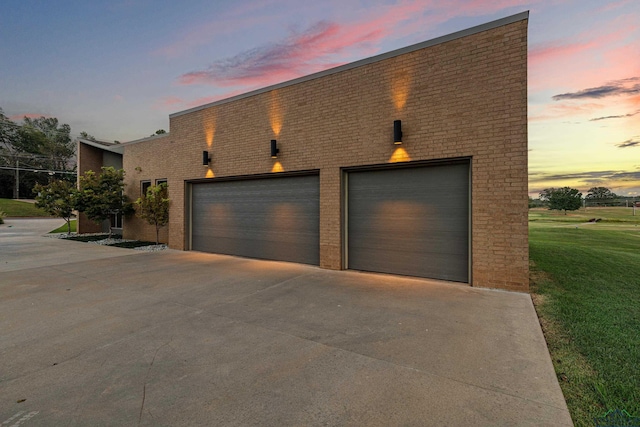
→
(349, 233, 468, 255)
(347, 163, 469, 282)
(192, 175, 319, 265)
(348, 247, 469, 281)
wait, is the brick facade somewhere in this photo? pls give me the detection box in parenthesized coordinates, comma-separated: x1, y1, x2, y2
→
(123, 135, 171, 244)
(121, 14, 529, 291)
(77, 142, 104, 234)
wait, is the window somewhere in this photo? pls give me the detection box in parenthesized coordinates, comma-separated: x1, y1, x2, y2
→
(110, 212, 123, 229)
(141, 180, 151, 196)
(156, 178, 167, 187)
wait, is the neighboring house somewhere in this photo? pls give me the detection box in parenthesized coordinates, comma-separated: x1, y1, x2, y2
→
(79, 12, 530, 291)
(76, 138, 124, 234)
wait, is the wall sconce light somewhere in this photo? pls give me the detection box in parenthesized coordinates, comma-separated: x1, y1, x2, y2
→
(202, 150, 211, 167)
(393, 120, 403, 145)
(270, 139, 279, 158)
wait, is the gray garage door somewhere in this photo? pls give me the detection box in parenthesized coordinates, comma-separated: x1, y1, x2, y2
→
(347, 162, 469, 282)
(191, 175, 319, 265)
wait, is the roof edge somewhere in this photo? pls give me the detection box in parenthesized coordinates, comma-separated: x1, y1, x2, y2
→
(170, 11, 528, 119)
(77, 138, 124, 155)
(120, 133, 171, 147)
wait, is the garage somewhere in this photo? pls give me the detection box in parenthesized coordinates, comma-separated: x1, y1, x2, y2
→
(191, 174, 320, 265)
(346, 161, 469, 282)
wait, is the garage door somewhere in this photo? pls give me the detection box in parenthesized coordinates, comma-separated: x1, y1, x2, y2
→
(346, 162, 469, 282)
(191, 174, 319, 265)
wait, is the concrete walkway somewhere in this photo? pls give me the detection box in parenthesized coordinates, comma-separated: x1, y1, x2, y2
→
(0, 219, 573, 426)
(0, 218, 132, 272)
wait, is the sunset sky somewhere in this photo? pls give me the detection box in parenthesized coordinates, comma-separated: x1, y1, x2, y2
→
(1, 0, 638, 196)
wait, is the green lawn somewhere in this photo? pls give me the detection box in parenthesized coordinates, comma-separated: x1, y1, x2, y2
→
(49, 219, 77, 234)
(0, 198, 50, 217)
(529, 206, 640, 223)
(529, 208, 640, 426)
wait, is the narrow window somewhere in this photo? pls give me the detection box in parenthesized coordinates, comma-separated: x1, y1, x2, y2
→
(141, 180, 151, 196)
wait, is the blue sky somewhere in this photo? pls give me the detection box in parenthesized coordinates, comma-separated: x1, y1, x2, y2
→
(1, 0, 638, 196)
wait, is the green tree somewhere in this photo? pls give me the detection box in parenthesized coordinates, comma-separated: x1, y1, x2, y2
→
(21, 116, 74, 172)
(539, 187, 582, 214)
(529, 196, 545, 208)
(79, 131, 97, 142)
(33, 180, 77, 234)
(0, 109, 17, 197)
(76, 167, 133, 237)
(585, 187, 618, 206)
(135, 183, 170, 244)
(0, 109, 76, 198)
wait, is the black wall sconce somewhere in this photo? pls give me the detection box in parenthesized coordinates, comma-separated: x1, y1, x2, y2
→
(270, 139, 279, 158)
(393, 120, 403, 145)
(202, 150, 211, 166)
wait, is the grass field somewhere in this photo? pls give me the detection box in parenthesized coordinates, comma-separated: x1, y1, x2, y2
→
(529, 207, 640, 426)
(529, 206, 640, 223)
(0, 198, 50, 217)
(49, 219, 77, 234)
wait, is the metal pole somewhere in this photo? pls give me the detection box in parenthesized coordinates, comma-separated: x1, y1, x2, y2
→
(14, 160, 19, 199)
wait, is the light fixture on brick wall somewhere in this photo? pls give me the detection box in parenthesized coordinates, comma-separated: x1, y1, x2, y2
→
(271, 139, 279, 158)
(393, 120, 403, 145)
(202, 150, 211, 166)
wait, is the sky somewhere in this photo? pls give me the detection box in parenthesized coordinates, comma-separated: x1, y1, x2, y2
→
(1, 0, 638, 197)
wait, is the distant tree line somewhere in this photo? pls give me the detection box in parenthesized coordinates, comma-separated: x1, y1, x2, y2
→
(532, 186, 636, 213)
(0, 108, 76, 198)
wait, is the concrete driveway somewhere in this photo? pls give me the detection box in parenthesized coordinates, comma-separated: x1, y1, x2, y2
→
(0, 219, 572, 426)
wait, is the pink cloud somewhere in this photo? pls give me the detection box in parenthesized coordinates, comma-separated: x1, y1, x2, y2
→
(177, 18, 382, 88)
(8, 113, 51, 121)
(529, 23, 636, 68)
(596, 0, 632, 13)
(161, 96, 184, 107)
(172, 0, 544, 106)
(529, 40, 597, 67)
(394, 0, 536, 36)
(529, 16, 639, 93)
(529, 102, 605, 122)
(152, 96, 186, 111)
(552, 77, 640, 101)
(176, 0, 537, 89)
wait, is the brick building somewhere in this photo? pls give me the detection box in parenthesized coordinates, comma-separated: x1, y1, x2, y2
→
(76, 137, 124, 234)
(80, 12, 529, 291)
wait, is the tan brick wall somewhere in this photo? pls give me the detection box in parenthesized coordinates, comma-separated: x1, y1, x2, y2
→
(122, 137, 171, 244)
(122, 19, 529, 291)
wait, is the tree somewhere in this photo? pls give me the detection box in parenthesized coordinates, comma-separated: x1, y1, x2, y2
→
(79, 131, 97, 142)
(0, 109, 76, 198)
(539, 187, 582, 214)
(585, 187, 618, 206)
(135, 183, 170, 244)
(22, 116, 74, 172)
(529, 196, 545, 208)
(76, 167, 133, 237)
(33, 180, 77, 234)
